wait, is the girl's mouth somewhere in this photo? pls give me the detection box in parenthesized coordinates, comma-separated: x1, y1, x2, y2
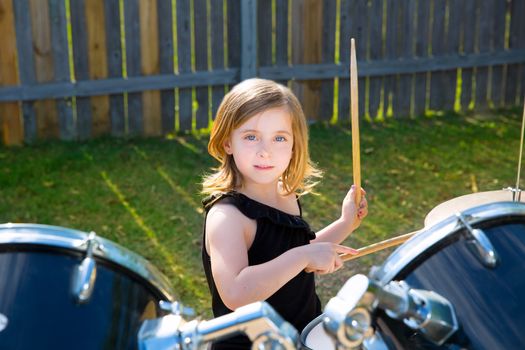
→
(254, 165, 274, 170)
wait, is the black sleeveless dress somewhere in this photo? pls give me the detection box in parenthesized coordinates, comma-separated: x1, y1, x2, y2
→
(201, 191, 322, 349)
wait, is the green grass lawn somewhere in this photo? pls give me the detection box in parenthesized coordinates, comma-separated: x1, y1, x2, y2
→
(0, 108, 521, 317)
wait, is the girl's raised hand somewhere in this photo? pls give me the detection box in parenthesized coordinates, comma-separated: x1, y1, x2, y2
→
(303, 243, 357, 274)
(341, 185, 368, 231)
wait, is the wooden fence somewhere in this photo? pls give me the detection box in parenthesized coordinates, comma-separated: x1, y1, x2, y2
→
(1, 0, 524, 145)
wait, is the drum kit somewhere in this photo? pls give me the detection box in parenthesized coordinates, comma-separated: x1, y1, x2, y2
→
(1, 189, 525, 349)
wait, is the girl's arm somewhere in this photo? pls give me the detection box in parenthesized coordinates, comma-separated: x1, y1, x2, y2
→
(311, 185, 367, 244)
(206, 203, 356, 310)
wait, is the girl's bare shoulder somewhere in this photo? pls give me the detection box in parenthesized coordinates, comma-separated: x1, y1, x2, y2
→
(205, 201, 257, 252)
(208, 202, 248, 224)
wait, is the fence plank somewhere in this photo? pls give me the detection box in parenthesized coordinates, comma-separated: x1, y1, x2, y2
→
(30, 0, 59, 140)
(338, 0, 351, 123)
(257, 0, 272, 67)
(49, 0, 74, 140)
(275, 0, 288, 85)
(291, 0, 322, 121)
(318, 0, 336, 122)
(86, 0, 111, 137)
(104, 1, 125, 136)
(13, 0, 37, 142)
(139, 0, 161, 137)
(474, 0, 493, 109)
(429, 0, 446, 111)
(368, 0, 384, 120)
(442, 0, 461, 112)
(0, 0, 23, 145)
(518, 0, 525, 106)
(505, 0, 524, 106)
(413, 0, 430, 116)
(124, 0, 143, 136)
(490, 0, 507, 108)
(227, 0, 241, 74)
(210, 0, 225, 119)
(393, 0, 414, 117)
(384, 0, 401, 117)
(240, 0, 257, 80)
(176, 0, 192, 132)
(431, 0, 460, 112)
(70, 0, 93, 140)
(339, 0, 367, 123)
(158, 0, 175, 134)
(194, 0, 209, 130)
(460, 0, 476, 110)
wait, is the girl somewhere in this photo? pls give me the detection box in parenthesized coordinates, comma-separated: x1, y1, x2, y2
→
(201, 78, 367, 349)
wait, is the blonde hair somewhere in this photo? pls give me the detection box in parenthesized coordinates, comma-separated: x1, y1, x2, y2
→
(202, 78, 322, 196)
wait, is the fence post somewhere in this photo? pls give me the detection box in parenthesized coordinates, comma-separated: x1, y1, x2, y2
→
(240, 0, 257, 80)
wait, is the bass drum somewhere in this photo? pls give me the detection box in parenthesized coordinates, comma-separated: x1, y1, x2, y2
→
(0, 223, 175, 350)
(370, 201, 525, 349)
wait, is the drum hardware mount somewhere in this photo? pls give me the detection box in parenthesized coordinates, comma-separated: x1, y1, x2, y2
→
(456, 213, 499, 268)
(138, 301, 300, 350)
(323, 274, 458, 349)
(503, 186, 522, 202)
(379, 281, 458, 346)
(71, 231, 99, 303)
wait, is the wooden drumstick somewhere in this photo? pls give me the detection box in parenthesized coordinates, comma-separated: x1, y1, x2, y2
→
(340, 230, 419, 262)
(341, 188, 522, 263)
(350, 38, 361, 205)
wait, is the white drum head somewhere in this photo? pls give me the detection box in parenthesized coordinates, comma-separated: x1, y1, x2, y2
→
(304, 321, 335, 350)
(424, 190, 524, 227)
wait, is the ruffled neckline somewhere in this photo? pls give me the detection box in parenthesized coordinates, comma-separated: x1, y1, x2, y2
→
(203, 191, 314, 234)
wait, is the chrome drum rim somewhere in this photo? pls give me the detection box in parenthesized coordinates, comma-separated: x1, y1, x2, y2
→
(370, 201, 525, 285)
(0, 223, 175, 301)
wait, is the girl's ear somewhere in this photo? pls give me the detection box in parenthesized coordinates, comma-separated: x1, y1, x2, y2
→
(223, 139, 233, 154)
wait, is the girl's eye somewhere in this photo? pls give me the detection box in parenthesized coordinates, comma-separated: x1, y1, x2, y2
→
(275, 136, 286, 142)
(244, 135, 257, 141)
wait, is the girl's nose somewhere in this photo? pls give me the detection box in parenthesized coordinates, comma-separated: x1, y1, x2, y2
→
(256, 143, 270, 158)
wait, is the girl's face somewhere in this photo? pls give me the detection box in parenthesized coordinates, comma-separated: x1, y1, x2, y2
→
(224, 106, 294, 189)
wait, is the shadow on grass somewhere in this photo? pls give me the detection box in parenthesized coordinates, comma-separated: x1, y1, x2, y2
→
(0, 108, 522, 313)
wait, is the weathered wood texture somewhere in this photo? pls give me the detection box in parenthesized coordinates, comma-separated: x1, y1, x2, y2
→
(1, 0, 525, 144)
(0, 0, 22, 145)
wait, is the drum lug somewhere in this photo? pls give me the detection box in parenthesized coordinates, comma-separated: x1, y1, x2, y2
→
(456, 213, 499, 268)
(71, 232, 99, 303)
